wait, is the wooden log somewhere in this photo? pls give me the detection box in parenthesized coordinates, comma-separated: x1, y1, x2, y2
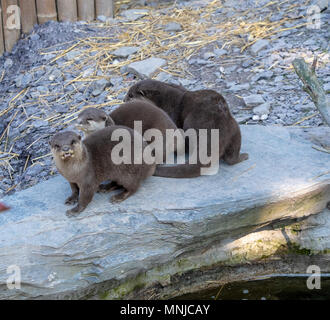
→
(293, 57, 330, 126)
(77, 0, 94, 22)
(36, 0, 57, 24)
(95, 0, 114, 18)
(19, 0, 37, 34)
(0, 4, 5, 55)
(1, 0, 20, 52)
(57, 0, 77, 22)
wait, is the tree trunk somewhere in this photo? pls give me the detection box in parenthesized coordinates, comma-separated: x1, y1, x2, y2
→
(95, 0, 114, 18)
(1, 0, 20, 52)
(77, 0, 94, 22)
(19, 0, 37, 34)
(57, 0, 77, 22)
(36, 0, 57, 24)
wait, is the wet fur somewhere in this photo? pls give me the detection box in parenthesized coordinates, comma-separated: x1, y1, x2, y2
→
(125, 79, 248, 178)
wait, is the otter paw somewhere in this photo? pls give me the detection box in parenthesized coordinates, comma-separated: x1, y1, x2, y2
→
(66, 206, 82, 217)
(65, 195, 78, 205)
(240, 153, 249, 162)
(110, 192, 130, 204)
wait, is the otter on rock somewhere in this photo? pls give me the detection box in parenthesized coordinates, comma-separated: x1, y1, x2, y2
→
(124, 79, 248, 178)
(50, 128, 156, 217)
(76, 100, 185, 164)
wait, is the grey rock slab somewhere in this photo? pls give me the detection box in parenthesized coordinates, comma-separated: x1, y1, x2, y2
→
(0, 126, 329, 299)
(112, 46, 139, 58)
(253, 102, 270, 116)
(164, 22, 182, 32)
(127, 57, 167, 79)
(250, 39, 270, 55)
(120, 9, 149, 21)
(243, 94, 265, 107)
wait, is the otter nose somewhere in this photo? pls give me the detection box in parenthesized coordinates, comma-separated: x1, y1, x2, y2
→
(62, 145, 70, 152)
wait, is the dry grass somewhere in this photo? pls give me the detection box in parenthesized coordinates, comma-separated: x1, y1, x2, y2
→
(0, 0, 317, 192)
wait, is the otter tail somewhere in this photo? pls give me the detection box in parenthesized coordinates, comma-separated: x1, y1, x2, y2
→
(153, 163, 206, 178)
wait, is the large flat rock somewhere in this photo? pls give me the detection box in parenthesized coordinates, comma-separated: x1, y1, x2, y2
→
(0, 125, 329, 299)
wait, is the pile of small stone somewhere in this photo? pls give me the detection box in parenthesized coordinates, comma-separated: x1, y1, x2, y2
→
(0, 0, 329, 196)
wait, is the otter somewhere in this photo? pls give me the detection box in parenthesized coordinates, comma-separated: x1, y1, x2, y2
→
(76, 100, 185, 164)
(50, 128, 156, 217)
(124, 79, 248, 178)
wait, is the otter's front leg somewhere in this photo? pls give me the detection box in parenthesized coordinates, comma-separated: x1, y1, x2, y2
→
(66, 184, 96, 217)
(65, 183, 79, 205)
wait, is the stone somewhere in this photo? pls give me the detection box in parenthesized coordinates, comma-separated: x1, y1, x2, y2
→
(243, 94, 265, 107)
(32, 119, 48, 128)
(97, 15, 107, 23)
(250, 39, 270, 55)
(112, 46, 139, 58)
(155, 71, 173, 82)
(164, 22, 182, 32)
(127, 57, 167, 79)
(324, 82, 330, 92)
(214, 49, 227, 57)
(120, 9, 148, 21)
(228, 83, 250, 92)
(15, 74, 33, 88)
(203, 52, 216, 60)
(4, 58, 13, 69)
(253, 102, 270, 116)
(65, 50, 81, 61)
(91, 79, 111, 96)
(82, 68, 94, 78)
(1, 126, 329, 299)
(30, 33, 40, 41)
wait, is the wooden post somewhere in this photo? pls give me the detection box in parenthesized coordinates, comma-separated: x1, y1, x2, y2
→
(0, 3, 5, 55)
(293, 57, 330, 126)
(57, 0, 77, 22)
(1, 0, 20, 52)
(19, 0, 37, 34)
(36, 0, 57, 24)
(95, 0, 114, 19)
(77, 0, 94, 22)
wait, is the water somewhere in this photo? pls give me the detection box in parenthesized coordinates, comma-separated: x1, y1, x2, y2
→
(174, 275, 330, 300)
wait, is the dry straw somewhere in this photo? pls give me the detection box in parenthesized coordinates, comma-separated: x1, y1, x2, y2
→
(0, 0, 319, 192)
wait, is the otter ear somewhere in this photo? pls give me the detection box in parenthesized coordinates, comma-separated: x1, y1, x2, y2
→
(78, 135, 82, 141)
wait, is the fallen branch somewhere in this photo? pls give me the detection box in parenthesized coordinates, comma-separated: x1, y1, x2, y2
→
(292, 57, 330, 126)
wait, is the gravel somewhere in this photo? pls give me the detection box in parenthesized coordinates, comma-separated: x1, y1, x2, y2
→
(0, 0, 329, 195)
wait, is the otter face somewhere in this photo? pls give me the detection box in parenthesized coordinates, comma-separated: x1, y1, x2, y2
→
(76, 108, 111, 135)
(50, 131, 82, 161)
(124, 80, 160, 104)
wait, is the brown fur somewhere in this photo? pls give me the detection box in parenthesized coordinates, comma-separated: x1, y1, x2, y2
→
(77, 100, 185, 163)
(50, 128, 156, 217)
(124, 79, 248, 178)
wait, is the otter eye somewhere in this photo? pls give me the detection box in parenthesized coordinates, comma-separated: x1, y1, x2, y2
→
(55, 144, 60, 149)
(86, 118, 93, 122)
(128, 93, 133, 98)
(71, 140, 75, 145)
